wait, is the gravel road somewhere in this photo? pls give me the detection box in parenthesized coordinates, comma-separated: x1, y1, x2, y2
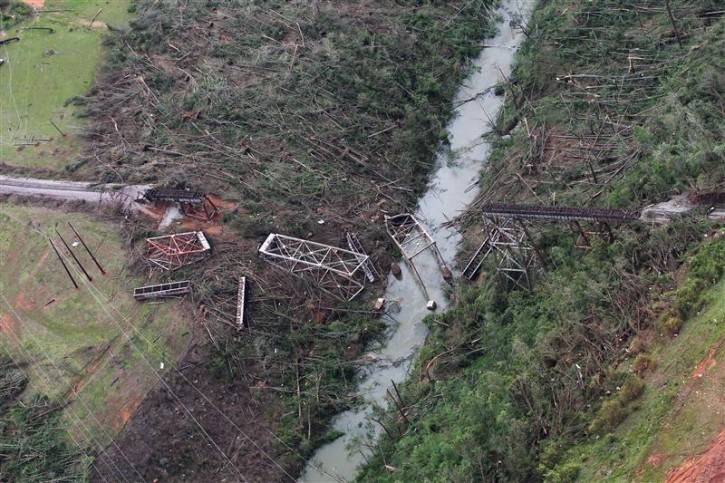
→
(0, 175, 149, 212)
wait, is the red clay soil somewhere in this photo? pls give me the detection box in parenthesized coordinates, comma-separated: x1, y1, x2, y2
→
(691, 346, 718, 381)
(667, 429, 725, 483)
(13, 291, 35, 311)
(21, 0, 44, 7)
(0, 313, 18, 337)
(138, 195, 236, 235)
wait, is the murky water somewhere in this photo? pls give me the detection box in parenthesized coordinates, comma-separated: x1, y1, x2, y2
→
(300, 1, 533, 481)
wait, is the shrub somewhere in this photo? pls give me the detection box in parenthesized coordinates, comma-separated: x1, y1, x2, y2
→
(657, 312, 682, 336)
(543, 462, 581, 483)
(628, 337, 648, 356)
(619, 377, 645, 403)
(632, 354, 657, 375)
(588, 399, 627, 435)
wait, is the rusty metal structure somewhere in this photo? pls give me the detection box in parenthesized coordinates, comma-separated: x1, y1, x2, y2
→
(385, 214, 450, 299)
(462, 203, 640, 289)
(145, 231, 211, 271)
(134, 281, 191, 301)
(142, 188, 218, 221)
(258, 233, 371, 301)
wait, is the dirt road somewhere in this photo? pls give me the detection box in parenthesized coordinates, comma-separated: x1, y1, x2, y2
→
(0, 175, 149, 212)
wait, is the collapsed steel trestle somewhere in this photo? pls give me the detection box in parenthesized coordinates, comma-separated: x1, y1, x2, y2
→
(258, 233, 371, 301)
(145, 231, 211, 271)
(385, 213, 450, 299)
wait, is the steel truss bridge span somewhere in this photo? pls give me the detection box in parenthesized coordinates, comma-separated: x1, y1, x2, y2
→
(480, 203, 640, 223)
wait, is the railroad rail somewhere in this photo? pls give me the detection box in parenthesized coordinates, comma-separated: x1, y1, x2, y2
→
(480, 203, 640, 222)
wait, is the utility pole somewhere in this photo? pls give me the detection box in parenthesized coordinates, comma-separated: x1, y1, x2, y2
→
(56, 229, 92, 281)
(68, 221, 106, 275)
(49, 239, 78, 289)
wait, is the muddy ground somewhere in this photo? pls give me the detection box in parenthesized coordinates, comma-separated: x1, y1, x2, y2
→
(92, 343, 293, 482)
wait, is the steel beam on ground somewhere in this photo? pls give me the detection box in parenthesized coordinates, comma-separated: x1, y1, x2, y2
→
(236, 277, 247, 330)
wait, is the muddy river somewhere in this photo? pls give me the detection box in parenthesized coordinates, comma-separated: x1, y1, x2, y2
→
(300, 1, 533, 480)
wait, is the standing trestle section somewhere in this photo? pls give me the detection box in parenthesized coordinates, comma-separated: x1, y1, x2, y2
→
(384, 214, 451, 299)
(462, 203, 640, 288)
(480, 216, 537, 293)
(258, 233, 372, 301)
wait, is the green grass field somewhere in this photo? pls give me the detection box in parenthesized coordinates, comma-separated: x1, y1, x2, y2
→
(0, 0, 131, 169)
(0, 203, 190, 446)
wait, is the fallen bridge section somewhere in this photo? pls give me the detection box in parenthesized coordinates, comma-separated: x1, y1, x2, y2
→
(259, 233, 370, 301)
(143, 189, 205, 204)
(385, 213, 451, 300)
(145, 231, 211, 271)
(133, 281, 191, 301)
(142, 188, 219, 221)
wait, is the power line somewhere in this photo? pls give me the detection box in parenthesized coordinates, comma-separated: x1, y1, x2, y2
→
(60, 246, 253, 482)
(2, 204, 323, 481)
(0, 211, 239, 476)
(0, 304, 130, 483)
(51, 219, 301, 481)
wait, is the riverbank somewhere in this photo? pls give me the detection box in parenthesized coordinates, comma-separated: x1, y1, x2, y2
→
(302, 0, 533, 479)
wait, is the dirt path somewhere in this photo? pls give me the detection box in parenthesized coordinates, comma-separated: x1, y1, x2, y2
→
(641, 194, 725, 223)
(667, 429, 725, 483)
(0, 175, 149, 212)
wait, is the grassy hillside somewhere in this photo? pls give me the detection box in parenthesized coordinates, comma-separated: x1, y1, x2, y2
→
(0, 203, 190, 437)
(0, 0, 132, 170)
(570, 272, 725, 481)
(358, 1, 725, 481)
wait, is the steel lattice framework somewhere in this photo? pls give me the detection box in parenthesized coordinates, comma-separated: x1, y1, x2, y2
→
(385, 214, 450, 299)
(134, 281, 191, 300)
(258, 233, 370, 301)
(482, 216, 537, 292)
(145, 231, 211, 271)
(463, 203, 640, 289)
